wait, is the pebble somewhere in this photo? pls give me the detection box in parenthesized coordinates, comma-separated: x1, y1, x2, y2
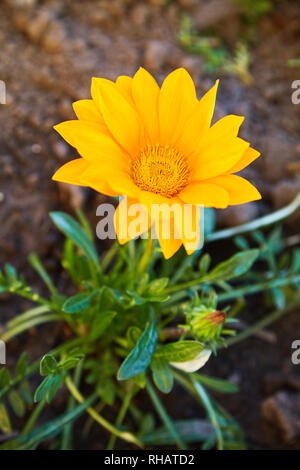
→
(262, 391, 300, 443)
(144, 40, 172, 71)
(42, 21, 67, 53)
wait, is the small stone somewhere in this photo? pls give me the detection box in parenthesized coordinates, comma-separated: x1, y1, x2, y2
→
(57, 182, 86, 210)
(286, 161, 300, 175)
(262, 391, 300, 443)
(13, 10, 52, 44)
(144, 40, 172, 71)
(52, 141, 69, 160)
(130, 4, 150, 26)
(193, 0, 239, 30)
(42, 21, 66, 53)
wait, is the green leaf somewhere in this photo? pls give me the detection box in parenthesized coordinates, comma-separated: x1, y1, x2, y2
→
(19, 381, 33, 406)
(58, 355, 84, 372)
(148, 278, 169, 295)
(40, 354, 58, 376)
(141, 419, 214, 445)
(28, 253, 57, 296)
(0, 403, 12, 434)
(16, 352, 29, 377)
(50, 212, 99, 267)
(0, 395, 95, 450)
(62, 291, 96, 314)
(193, 374, 239, 394)
(90, 311, 117, 340)
(0, 368, 11, 388)
(8, 390, 25, 417)
(118, 314, 158, 380)
(155, 340, 204, 362)
(203, 249, 259, 283)
(34, 375, 56, 403)
(151, 357, 173, 393)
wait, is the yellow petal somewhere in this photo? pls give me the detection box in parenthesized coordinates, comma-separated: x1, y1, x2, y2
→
(114, 196, 150, 244)
(139, 191, 181, 221)
(116, 75, 134, 105)
(132, 67, 160, 144)
(177, 80, 219, 155)
(191, 137, 249, 180)
(91, 78, 141, 155)
(108, 172, 140, 199)
(154, 216, 182, 259)
(159, 68, 197, 146)
(173, 202, 202, 255)
(54, 120, 128, 167)
(81, 165, 119, 196)
(227, 147, 261, 174)
(52, 158, 90, 186)
(208, 174, 262, 205)
(179, 181, 229, 208)
(72, 99, 104, 123)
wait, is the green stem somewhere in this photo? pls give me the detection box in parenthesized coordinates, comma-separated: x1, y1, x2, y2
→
(102, 241, 119, 272)
(106, 391, 133, 450)
(190, 377, 224, 450)
(65, 377, 143, 448)
(206, 192, 300, 243)
(21, 399, 46, 435)
(225, 293, 300, 346)
(1, 314, 62, 342)
(61, 360, 84, 450)
(218, 274, 300, 302)
(145, 378, 186, 450)
(137, 237, 155, 273)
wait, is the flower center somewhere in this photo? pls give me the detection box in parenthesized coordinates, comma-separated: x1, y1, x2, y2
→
(130, 145, 190, 198)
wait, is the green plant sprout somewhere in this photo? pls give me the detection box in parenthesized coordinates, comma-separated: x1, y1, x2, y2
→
(1, 193, 300, 450)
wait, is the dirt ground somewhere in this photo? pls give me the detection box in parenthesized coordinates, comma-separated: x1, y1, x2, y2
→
(0, 0, 300, 450)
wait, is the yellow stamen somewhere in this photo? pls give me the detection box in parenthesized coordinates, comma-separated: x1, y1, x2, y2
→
(131, 145, 190, 198)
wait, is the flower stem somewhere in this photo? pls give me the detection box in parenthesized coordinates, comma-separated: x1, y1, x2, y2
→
(137, 237, 155, 273)
(66, 376, 143, 448)
(106, 390, 133, 450)
(145, 378, 187, 450)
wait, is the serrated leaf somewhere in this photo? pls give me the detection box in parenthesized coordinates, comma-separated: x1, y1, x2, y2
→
(151, 357, 173, 394)
(155, 340, 204, 362)
(118, 314, 158, 380)
(50, 212, 99, 267)
(203, 249, 259, 283)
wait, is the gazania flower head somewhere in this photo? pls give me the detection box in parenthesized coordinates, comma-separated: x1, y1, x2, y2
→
(53, 67, 261, 259)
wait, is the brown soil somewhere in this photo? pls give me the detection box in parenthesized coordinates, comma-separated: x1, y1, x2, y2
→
(0, 0, 300, 450)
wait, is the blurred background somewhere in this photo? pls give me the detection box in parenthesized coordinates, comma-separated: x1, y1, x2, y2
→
(0, 0, 300, 449)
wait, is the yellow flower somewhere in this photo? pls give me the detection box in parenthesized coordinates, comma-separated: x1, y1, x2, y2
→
(52, 68, 261, 259)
